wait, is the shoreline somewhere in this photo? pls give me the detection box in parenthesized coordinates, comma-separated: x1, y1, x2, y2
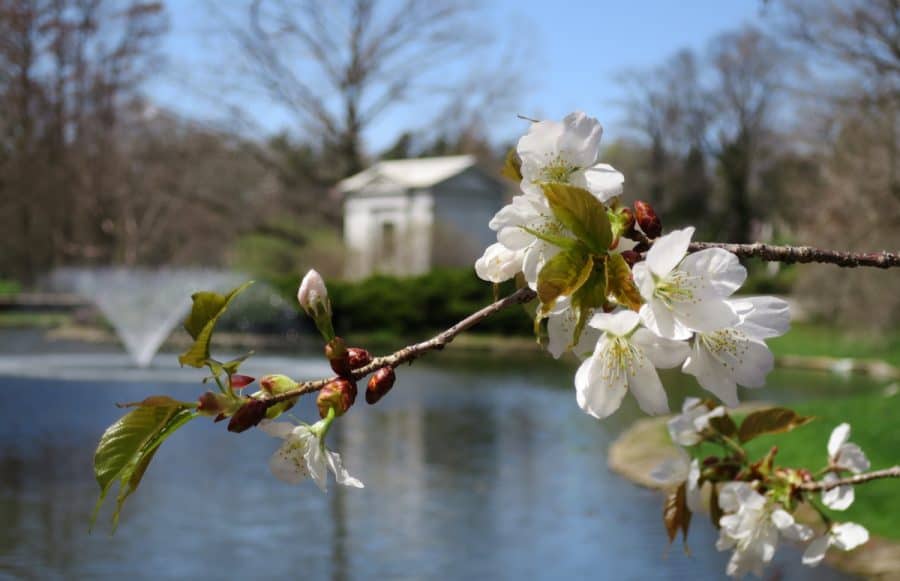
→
(607, 412, 900, 580)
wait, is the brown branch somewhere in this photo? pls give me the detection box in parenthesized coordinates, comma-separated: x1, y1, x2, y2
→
(689, 242, 900, 269)
(264, 240, 898, 407)
(800, 466, 900, 492)
(265, 286, 538, 405)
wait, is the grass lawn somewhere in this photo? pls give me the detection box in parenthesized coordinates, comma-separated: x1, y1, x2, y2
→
(769, 322, 900, 367)
(695, 393, 900, 540)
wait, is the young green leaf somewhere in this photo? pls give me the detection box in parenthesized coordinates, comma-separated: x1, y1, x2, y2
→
(569, 256, 608, 346)
(92, 401, 196, 530)
(501, 147, 523, 182)
(520, 226, 579, 251)
(737, 407, 814, 443)
(536, 245, 592, 314)
(179, 281, 253, 368)
(540, 183, 612, 254)
(606, 253, 643, 311)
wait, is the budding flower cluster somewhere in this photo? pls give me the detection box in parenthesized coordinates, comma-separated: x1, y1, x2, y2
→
(317, 378, 357, 418)
(298, 269, 335, 341)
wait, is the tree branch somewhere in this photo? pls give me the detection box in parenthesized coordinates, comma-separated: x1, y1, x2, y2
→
(689, 242, 900, 268)
(801, 466, 900, 491)
(264, 241, 899, 406)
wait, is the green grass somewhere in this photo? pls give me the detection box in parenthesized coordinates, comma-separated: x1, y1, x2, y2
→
(699, 393, 900, 539)
(770, 322, 900, 367)
(0, 311, 71, 328)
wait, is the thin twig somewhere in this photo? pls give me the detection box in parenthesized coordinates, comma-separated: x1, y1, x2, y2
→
(689, 242, 900, 269)
(265, 240, 898, 405)
(265, 286, 538, 404)
(800, 466, 900, 491)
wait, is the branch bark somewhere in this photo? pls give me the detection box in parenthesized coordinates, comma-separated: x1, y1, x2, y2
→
(801, 466, 900, 491)
(265, 241, 900, 405)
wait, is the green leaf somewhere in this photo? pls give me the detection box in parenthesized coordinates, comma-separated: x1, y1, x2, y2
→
(520, 226, 579, 251)
(179, 282, 253, 368)
(663, 482, 692, 551)
(92, 401, 196, 530)
(570, 256, 608, 347)
(607, 253, 643, 311)
(540, 183, 612, 254)
(536, 245, 592, 314)
(500, 147, 522, 182)
(738, 407, 814, 443)
(116, 395, 193, 409)
(206, 351, 255, 383)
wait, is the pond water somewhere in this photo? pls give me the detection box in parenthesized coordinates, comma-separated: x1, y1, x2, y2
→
(0, 342, 880, 580)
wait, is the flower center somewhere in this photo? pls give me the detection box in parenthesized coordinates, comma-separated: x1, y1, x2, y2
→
(654, 270, 701, 306)
(598, 336, 642, 383)
(280, 439, 312, 477)
(538, 155, 578, 183)
(698, 329, 749, 372)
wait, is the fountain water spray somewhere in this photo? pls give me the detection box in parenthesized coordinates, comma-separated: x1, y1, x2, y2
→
(47, 268, 245, 367)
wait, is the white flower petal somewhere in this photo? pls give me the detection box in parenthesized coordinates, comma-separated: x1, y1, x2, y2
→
(574, 348, 628, 419)
(557, 111, 604, 167)
(673, 297, 739, 333)
(645, 227, 695, 278)
(686, 459, 702, 512)
(576, 163, 624, 201)
(588, 309, 640, 336)
(772, 509, 813, 541)
(802, 535, 831, 567)
(731, 296, 791, 340)
(258, 419, 295, 439)
(475, 242, 523, 283)
(828, 423, 851, 459)
(326, 450, 364, 489)
(679, 248, 747, 298)
(631, 328, 690, 368)
(631, 262, 656, 300)
(831, 522, 869, 551)
(837, 443, 870, 474)
(498, 225, 535, 250)
(822, 473, 855, 510)
(305, 440, 329, 492)
(683, 339, 741, 408)
(546, 308, 576, 359)
(731, 338, 775, 388)
(269, 438, 311, 484)
(639, 299, 693, 341)
(626, 353, 669, 415)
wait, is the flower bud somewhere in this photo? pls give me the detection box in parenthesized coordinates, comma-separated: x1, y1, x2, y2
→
(620, 250, 641, 267)
(229, 374, 255, 389)
(366, 366, 396, 405)
(317, 378, 357, 418)
(259, 374, 299, 395)
(633, 200, 662, 238)
(620, 207, 638, 241)
(298, 269, 335, 341)
(197, 391, 230, 416)
(347, 347, 372, 369)
(325, 337, 352, 377)
(227, 399, 269, 433)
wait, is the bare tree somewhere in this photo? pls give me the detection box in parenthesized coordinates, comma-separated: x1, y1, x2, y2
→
(222, 0, 510, 179)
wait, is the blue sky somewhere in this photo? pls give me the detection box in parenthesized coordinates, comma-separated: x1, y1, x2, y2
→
(148, 0, 770, 151)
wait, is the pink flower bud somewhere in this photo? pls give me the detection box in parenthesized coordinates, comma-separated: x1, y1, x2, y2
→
(633, 200, 662, 238)
(347, 347, 372, 369)
(317, 378, 357, 418)
(366, 366, 396, 405)
(229, 374, 255, 389)
(227, 399, 268, 433)
(297, 269, 330, 316)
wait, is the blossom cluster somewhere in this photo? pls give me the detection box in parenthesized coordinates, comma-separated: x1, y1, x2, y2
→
(475, 112, 790, 419)
(661, 400, 871, 578)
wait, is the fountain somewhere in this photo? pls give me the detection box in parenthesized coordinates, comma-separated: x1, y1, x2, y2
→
(46, 268, 246, 367)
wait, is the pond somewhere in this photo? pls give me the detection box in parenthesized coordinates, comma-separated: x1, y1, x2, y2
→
(0, 340, 880, 580)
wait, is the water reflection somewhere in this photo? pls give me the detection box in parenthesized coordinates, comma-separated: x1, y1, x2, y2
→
(0, 351, 872, 580)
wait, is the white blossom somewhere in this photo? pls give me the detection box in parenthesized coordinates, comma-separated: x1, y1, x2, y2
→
(574, 310, 688, 419)
(650, 449, 702, 512)
(681, 296, 790, 407)
(517, 111, 624, 200)
(259, 419, 364, 492)
(474, 242, 524, 283)
(802, 522, 869, 567)
(633, 227, 746, 341)
(297, 269, 330, 316)
(666, 397, 727, 446)
(822, 423, 870, 510)
(716, 482, 813, 578)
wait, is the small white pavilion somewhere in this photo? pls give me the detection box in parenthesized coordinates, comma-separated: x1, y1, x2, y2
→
(338, 155, 508, 280)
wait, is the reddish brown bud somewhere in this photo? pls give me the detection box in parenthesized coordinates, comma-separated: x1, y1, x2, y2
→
(798, 468, 813, 483)
(366, 366, 396, 405)
(325, 337, 352, 377)
(633, 200, 662, 238)
(229, 374, 255, 389)
(227, 399, 268, 433)
(702, 455, 719, 467)
(317, 378, 357, 418)
(620, 250, 641, 267)
(620, 207, 637, 239)
(347, 347, 372, 369)
(197, 391, 228, 416)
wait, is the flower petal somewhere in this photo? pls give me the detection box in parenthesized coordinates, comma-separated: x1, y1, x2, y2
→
(326, 450, 365, 489)
(557, 111, 604, 168)
(682, 339, 741, 408)
(645, 227, 694, 278)
(828, 423, 851, 459)
(269, 439, 311, 484)
(576, 163, 624, 201)
(258, 419, 296, 439)
(731, 338, 775, 388)
(673, 297, 739, 333)
(626, 352, 669, 415)
(588, 309, 640, 336)
(631, 328, 690, 368)
(822, 473, 854, 511)
(546, 308, 576, 359)
(639, 299, 693, 341)
(574, 348, 628, 419)
(837, 443, 870, 474)
(304, 439, 329, 492)
(732, 296, 791, 340)
(679, 248, 747, 298)
(475, 242, 523, 283)
(831, 522, 869, 551)
(802, 534, 831, 567)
